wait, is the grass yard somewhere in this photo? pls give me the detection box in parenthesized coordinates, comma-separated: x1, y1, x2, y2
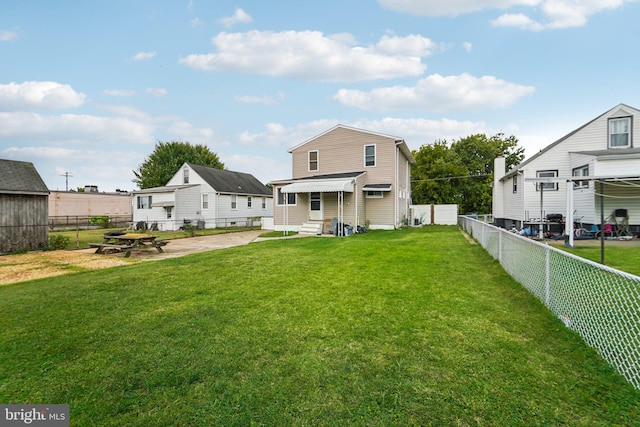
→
(50, 227, 258, 250)
(1, 226, 639, 425)
(559, 245, 640, 277)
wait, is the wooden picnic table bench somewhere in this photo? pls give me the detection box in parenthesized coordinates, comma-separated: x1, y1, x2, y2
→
(90, 233, 170, 257)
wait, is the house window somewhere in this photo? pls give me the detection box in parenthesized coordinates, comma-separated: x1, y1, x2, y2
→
(536, 170, 558, 191)
(277, 188, 296, 206)
(137, 195, 152, 209)
(231, 195, 237, 210)
(366, 191, 383, 198)
(183, 168, 189, 184)
(247, 196, 252, 208)
(512, 175, 518, 193)
(262, 197, 266, 209)
(609, 117, 631, 148)
(308, 150, 318, 171)
(166, 207, 173, 219)
(365, 145, 376, 167)
(572, 165, 589, 189)
(202, 194, 209, 209)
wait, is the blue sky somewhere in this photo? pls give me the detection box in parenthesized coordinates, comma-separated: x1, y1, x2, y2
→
(1, 0, 639, 192)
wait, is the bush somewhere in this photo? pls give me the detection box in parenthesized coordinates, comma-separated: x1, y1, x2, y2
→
(47, 234, 70, 251)
(90, 216, 113, 228)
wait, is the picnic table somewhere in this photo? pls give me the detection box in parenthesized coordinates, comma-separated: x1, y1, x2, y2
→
(90, 233, 169, 257)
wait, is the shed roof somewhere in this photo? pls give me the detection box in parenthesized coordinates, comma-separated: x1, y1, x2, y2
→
(187, 163, 272, 196)
(0, 159, 49, 195)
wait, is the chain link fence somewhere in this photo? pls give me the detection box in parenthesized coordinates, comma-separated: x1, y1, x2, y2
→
(460, 216, 640, 390)
(49, 215, 133, 231)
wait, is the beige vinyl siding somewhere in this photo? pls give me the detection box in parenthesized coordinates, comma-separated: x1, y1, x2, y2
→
(291, 127, 397, 182)
(272, 185, 308, 229)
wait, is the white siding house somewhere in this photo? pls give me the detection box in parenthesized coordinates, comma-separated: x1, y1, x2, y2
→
(132, 163, 273, 231)
(493, 104, 640, 238)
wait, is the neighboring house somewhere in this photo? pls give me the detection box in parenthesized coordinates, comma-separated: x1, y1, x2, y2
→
(132, 163, 273, 231)
(493, 103, 640, 237)
(49, 190, 132, 217)
(0, 159, 49, 253)
(269, 125, 415, 234)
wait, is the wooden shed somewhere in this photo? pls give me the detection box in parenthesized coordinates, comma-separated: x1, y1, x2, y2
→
(0, 159, 50, 253)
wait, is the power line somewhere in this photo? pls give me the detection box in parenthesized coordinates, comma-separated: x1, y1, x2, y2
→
(60, 171, 73, 191)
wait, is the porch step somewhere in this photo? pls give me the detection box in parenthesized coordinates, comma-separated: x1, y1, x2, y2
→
(299, 222, 322, 235)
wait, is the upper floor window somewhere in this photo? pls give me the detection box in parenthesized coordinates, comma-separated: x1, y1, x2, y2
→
(536, 170, 558, 191)
(365, 145, 376, 167)
(137, 195, 152, 209)
(512, 175, 518, 193)
(572, 165, 589, 189)
(308, 150, 318, 171)
(231, 194, 237, 210)
(609, 117, 631, 148)
(202, 193, 209, 209)
(277, 188, 296, 206)
(183, 168, 189, 184)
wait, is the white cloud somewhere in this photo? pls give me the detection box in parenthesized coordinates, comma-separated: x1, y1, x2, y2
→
(0, 111, 155, 145)
(219, 8, 253, 28)
(378, 0, 537, 17)
(131, 51, 157, 61)
(146, 88, 167, 97)
(380, 0, 632, 30)
(180, 31, 433, 82)
(0, 81, 86, 111)
(104, 89, 136, 97)
(462, 41, 473, 52)
(0, 30, 18, 41)
(223, 154, 289, 184)
(166, 121, 219, 146)
(190, 17, 203, 27)
(333, 73, 535, 112)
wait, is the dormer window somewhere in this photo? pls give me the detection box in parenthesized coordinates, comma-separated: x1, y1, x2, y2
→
(609, 117, 631, 148)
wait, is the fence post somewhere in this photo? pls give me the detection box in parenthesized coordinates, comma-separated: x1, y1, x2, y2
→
(498, 228, 503, 264)
(544, 246, 550, 305)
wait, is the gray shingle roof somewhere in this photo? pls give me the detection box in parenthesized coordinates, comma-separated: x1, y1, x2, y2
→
(187, 163, 271, 196)
(0, 159, 49, 195)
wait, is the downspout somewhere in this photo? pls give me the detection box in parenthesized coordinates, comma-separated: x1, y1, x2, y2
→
(394, 141, 399, 228)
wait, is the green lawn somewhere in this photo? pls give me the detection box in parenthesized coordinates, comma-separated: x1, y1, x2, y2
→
(559, 245, 640, 276)
(1, 227, 638, 426)
(50, 227, 258, 250)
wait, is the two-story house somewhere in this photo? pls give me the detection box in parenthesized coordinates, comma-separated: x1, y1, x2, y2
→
(132, 163, 273, 231)
(269, 125, 415, 234)
(493, 103, 640, 238)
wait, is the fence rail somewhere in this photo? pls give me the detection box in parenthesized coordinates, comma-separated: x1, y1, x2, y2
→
(459, 216, 640, 389)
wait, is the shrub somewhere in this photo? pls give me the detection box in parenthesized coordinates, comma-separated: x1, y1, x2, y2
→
(47, 234, 70, 250)
(90, 216, 113, 228)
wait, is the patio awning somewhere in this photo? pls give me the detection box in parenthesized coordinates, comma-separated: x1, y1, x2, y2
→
(362, 184, 392, 192)
(281, 179, 354, 193)
(151, 201, 175, 207)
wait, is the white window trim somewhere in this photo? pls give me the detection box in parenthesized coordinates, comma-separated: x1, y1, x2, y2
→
(608, 117, 632, 148)
(536, 170, 558, 191)
(261, 197, 266, 209)
(512, 175, 518, 193)
(308, 150, 319, 172)
(247, 195, 252, 209)
(231, 194, 237, 210)
(202, 193, 209, 210)
(276, 188, 297, 206)
(183, 168, 189, 184)
(364, 144, 376, 167)
(572, 165, 589, 189)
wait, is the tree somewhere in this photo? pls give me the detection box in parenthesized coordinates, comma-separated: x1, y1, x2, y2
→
(411, 133, 524, 214)
(133, 141, 224, 189)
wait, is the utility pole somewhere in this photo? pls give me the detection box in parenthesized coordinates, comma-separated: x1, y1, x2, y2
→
(60, 171, 73, 191)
